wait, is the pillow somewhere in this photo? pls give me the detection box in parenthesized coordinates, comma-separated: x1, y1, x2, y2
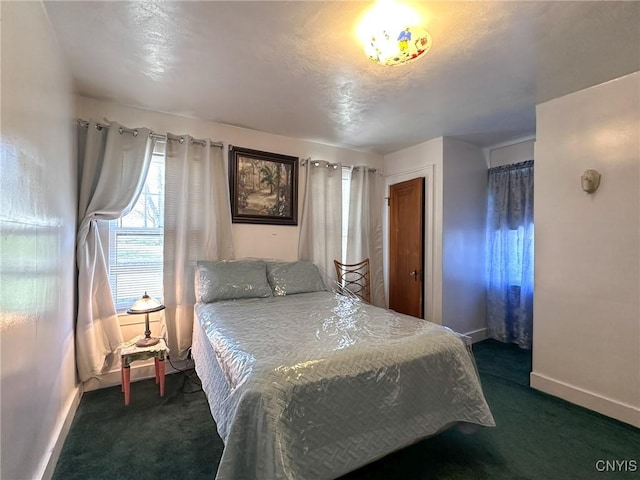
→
(196, 260, 272, 303)
(266, 261, 326, 296)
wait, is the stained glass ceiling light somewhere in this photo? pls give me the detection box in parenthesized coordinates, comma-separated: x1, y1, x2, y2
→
(357, 0, 432, 66)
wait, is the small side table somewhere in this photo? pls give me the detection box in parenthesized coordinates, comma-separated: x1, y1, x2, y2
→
(120, 337, 168, 406)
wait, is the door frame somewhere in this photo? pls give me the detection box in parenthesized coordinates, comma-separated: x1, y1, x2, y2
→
(383, 165, 439, 324)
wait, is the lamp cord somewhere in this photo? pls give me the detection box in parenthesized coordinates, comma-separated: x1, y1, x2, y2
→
(167, 355, 203, 394)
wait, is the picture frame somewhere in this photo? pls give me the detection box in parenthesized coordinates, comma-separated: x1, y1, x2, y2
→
(228, 145, 299, 225)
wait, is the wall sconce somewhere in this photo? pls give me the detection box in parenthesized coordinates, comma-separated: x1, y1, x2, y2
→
(581, 169, 601, 194)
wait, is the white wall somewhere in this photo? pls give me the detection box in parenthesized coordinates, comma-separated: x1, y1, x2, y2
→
(489, 139, 535, 168)
(532, 72, 640, 427)
(442, 138, 488, 338)
(0, 2, 79, 479)
(77, 97, 383, 261)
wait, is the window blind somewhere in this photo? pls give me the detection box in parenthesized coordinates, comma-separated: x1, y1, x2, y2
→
(108, 144, 166, 311)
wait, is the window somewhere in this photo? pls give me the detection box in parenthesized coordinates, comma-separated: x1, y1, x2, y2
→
(341, 167, 351, 263)
(108, 143, 165, 311)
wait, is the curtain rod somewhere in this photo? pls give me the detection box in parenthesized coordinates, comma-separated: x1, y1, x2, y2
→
(301, 159, 379, 173)
(488, 159, 533, 173)
(348, 165, 378, 174)
(301, 159, 340, 169)
(77, 119, 224, 148)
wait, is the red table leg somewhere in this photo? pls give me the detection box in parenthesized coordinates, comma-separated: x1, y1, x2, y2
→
(154, 357, 159, 384)
(158, 358, 165, 397)
(123, 366, 131, 405)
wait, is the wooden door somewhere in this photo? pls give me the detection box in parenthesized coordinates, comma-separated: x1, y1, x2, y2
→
(388, 177, 425, 318)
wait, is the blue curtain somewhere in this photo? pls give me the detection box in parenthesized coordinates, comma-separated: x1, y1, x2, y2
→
(486, 160, 534, 349)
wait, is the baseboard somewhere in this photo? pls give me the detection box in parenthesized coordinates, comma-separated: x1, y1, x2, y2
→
(39, 385, 83, 480)
(463, 328, 488, 344)
(530, 371, 640, 428)
(83, 357, 191, 392)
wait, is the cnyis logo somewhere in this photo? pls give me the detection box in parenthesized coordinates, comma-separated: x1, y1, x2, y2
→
(595, 460, 638, 472)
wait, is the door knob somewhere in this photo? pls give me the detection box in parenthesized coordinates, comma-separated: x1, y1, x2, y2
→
(410, 270, 420, 280)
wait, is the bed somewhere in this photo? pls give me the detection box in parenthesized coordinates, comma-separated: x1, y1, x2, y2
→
(191, 260, 495, 480)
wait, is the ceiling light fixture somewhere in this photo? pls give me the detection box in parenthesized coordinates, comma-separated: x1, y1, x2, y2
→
(357, 0, 431, 66)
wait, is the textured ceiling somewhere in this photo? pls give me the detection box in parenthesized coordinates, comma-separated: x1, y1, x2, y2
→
(44, 1, 640, 154)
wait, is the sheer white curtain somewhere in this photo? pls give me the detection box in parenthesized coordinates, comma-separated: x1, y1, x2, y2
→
(163, 136, 234, 358)
(298, 160, 342, 283)
(76, 121, 156, 381)
(345, 167, 386, 307)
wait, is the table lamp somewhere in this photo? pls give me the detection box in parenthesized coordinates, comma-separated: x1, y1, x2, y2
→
(127, 292, 165, 347)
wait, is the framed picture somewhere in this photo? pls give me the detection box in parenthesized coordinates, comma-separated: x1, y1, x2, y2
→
(228, 146, 299, 225)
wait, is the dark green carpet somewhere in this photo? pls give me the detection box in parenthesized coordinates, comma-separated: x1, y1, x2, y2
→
(53, 340, 639, 480)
